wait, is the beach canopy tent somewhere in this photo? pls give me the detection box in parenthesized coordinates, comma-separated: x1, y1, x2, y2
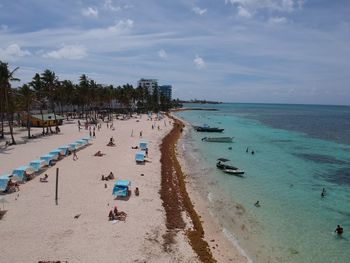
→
(49, 149, 64, 158)
(75, 139, 87, 146)
(81, 137, 91, 143)
(58, 145, 70, 155)
(29, 159, 47, 172)
(40, 154, 56, 165)
(12, 166, 35, 181)
(135, 151, 145, 163)
(0, 175, 11, 192)
(69, 142, 79, 150)
(112, 180, 130, 197)
(139, 140, 148, 150)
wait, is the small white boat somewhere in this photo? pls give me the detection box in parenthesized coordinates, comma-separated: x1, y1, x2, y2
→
(202, 137, 233, 143)
(223, 169, 245, 176)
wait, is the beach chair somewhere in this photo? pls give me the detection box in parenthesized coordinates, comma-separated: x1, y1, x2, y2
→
(135, 151, 145, 163)
(12, 166, 35, 182)
(29, 159, 47, 172)
(112, 180, 130, 197)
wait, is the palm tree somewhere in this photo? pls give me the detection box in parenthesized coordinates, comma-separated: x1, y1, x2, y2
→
(41, 69, 58, 133)
(0, 61, 20, 144)
(30, 73, 47, 134)
(18, 84, 35, 138)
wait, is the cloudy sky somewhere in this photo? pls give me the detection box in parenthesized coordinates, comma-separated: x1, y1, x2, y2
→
(0, 0, 349, 105)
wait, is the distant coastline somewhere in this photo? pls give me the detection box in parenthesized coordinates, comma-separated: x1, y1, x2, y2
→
(172, 108, 219, 112)
(179, 100, 222, 104)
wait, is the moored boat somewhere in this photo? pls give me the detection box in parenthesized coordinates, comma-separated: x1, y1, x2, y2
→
(216, 158, 245, 176)
(202, 137, 233, 143)
(194, 125, 224, 132)
(223, 168, 245, 176)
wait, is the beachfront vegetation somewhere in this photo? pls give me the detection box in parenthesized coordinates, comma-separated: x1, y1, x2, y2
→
(0, 61, 182, 143)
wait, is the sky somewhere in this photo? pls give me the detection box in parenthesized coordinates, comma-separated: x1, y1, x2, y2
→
(0, 0, 350, 105)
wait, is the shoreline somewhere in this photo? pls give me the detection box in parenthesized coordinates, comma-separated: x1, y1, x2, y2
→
(160, 116, 215, 262)
(167, 115, 247, 262)
(171, 114, 248, 263)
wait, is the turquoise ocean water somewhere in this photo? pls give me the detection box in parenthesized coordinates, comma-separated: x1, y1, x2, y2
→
(174, 103, 350, 263)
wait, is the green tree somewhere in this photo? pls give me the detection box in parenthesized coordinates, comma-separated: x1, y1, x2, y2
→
(0, 61, 20, 144)
(18, 84, 35, 138)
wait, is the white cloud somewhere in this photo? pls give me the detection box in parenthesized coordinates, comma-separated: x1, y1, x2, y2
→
(268, 16, 287, 24)
(104, 19, 134, 33)
(237, 6, 252, 18)
(194, 55, 206, 69)
(226, 0, 297, 17)
(0, 43, 31, 61)
(82, 7, 98, 18)
(104, 0, 121, 11)
(158, 49, 168, 59)
(193, 7, 207, 15)
(43, 45, 87, 60)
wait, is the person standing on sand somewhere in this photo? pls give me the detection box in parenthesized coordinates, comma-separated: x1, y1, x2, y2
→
(140, 130, 143, 137)
(73, 149, 78, 161)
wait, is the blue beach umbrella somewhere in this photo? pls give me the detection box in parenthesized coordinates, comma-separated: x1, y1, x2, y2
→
(112, 180, 130, 197)
(0, 174, 11, 192)
(135, 151, 145, 163)
(12, 166, 35, 182)
(50, 149, 64, 158)
(139, 140, 148, 150)
(75, 139, 87, 146)
(58, 145, 70, 155)
(81, 137, 91, 143)
(69, 142, 79, 150)
(29, 159, 47, 172)
(40, 154, 56, 165)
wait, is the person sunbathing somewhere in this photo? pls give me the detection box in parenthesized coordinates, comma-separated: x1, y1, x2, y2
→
(115, 211, 127, 221)
(107, 141, 116, 146)
(131, 146, 139, 149)
(108, 210, 116, 221)
(94, 150, 105, 157)
(101, 175, 109, 181)
(107, 172, 114, 180)
(40, 174, 49, 182)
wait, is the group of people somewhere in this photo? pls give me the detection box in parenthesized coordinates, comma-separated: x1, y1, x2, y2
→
(108, 206, 127, 221)
(101, 172, 115, 181)
(5, 178, 20, 193)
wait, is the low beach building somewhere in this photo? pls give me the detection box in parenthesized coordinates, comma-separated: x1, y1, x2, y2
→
(20, 113, 64, 127)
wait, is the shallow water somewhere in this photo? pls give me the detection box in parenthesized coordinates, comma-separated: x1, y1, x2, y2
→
(175, 103, 350, 263)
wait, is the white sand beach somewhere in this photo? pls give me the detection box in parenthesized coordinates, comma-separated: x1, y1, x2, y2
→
(0, 115, 198, 263)
(0, 114, 247, 263)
